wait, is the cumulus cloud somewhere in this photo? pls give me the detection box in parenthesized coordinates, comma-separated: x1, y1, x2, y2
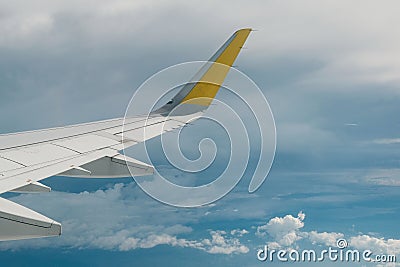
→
(112, 230, 250, 255)
(0, 182, 248, 255)
(204, 231, 249, 255)
(256, 211, 305, 247)
(256, 211, 400, 257)
(350, 235, 400, 255)
(230, 229, 249, 237)
(2, 194, 399, 259)
(307, 231, 344, 247)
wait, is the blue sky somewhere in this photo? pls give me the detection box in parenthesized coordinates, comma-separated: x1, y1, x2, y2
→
(1, 0, 400, 266)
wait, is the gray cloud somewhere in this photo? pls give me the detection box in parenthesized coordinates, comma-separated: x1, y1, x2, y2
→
(2, 0, 397, 172)
(1, 1, 400, 263)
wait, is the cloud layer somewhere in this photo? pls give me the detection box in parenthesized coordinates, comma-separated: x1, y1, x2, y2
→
(0, 182, 248, 255)
(256, 211, 400, 258)
(2, 182, 399, 260)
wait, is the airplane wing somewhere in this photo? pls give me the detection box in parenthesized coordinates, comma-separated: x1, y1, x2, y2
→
(0, 29, 251, 241)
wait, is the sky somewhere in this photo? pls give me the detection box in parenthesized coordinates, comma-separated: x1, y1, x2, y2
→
(1, 0, 400, 266)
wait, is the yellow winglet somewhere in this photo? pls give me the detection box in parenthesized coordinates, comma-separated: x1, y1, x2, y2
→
(180, 28, 252, 106)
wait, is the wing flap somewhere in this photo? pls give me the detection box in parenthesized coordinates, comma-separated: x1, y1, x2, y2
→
(0, 148, 117, 194)
(11, 181, 51, 193)
(60, 154, 154, 178)
(0, 197, 61, 241)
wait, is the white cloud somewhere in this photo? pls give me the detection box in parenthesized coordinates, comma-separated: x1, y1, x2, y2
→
(86, 230, 249, 254)
(297, 211, 305, 221)
(119, 237, 140, 251)
(256, 211, 305, 247)
(374, 138, 400, 145)
(206, 231, 249, 255)
(0, 182, 248, 255)
(256, 211, 400, 258)
(307, 231, 344, 247)
(2, 194, 400, 260)
(230, 229, 249, 237)
(350, 235, 400, 255)
(116, 230, 251, 255)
